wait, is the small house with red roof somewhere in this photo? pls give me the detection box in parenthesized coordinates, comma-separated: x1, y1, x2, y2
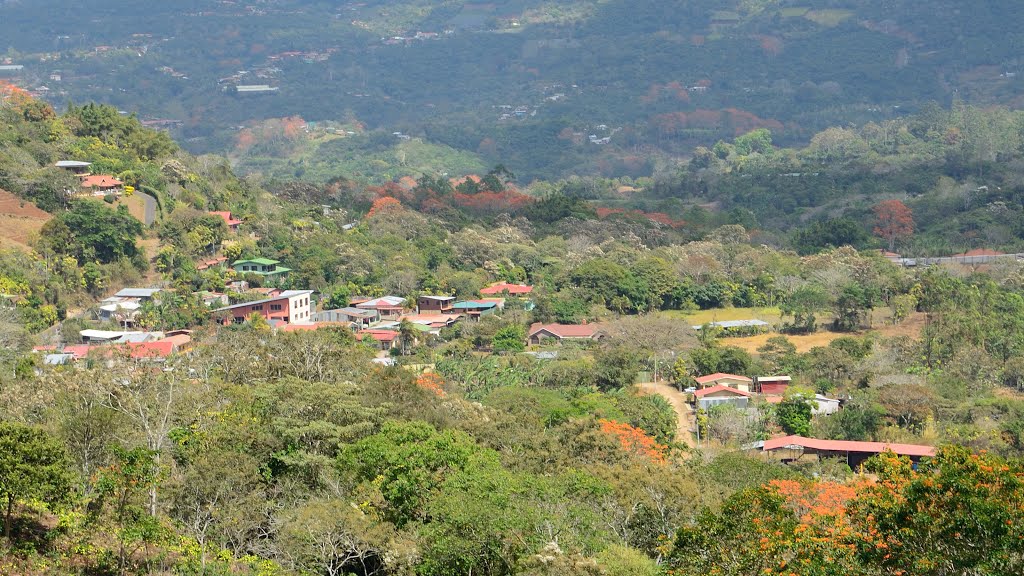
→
(354, 296, 407, 320)
(528, 322, 604, 345)
(695, 372, 753, 393)
(761, 435, 935, 468)
(693, 385, 752, 410)
(79, 174, 123, 196)
(356, 329, 400, 350)
(210, 211, 243, 232)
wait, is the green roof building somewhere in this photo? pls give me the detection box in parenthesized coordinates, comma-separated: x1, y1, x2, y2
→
(232, 258, 291, 282)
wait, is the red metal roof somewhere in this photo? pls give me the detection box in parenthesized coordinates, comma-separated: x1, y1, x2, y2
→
(125, 341, 175, 360)
(356, 329, 399, 342)
(762, 435, 936, 457)
(210, 211, 243, 227)
(695, 372, 752, 384)
(480, 282, 533, 295)
(80, 174, 123, 188)
(693, 384, 753, 398)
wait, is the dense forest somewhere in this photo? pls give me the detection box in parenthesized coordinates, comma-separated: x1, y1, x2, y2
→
(1, 84, 1024, 575)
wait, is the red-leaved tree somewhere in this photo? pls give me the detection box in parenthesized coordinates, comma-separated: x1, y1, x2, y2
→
(873, 199, 914, 251)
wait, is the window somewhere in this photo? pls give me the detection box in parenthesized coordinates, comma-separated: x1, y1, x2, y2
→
(253, 304, 263, 311)
(270, 304, 282, 311)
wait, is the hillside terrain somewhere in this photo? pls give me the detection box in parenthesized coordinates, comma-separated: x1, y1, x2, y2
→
(2, 3, 1024, 574)
(0, 92, 1022, 575)
(4, 1, 1024, 181)
(0, 188, 51, 249)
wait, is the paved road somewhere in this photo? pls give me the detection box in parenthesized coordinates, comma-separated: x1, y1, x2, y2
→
(138, 192, 157, 225)
(635, 381, 697, 449)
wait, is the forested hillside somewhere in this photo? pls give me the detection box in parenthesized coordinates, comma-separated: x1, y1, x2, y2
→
(1, 92, 1024, 575)
(5, 1, 1024, 181)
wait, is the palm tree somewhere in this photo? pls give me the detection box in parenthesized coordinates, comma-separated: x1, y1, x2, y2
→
(398, 319, 417, 356)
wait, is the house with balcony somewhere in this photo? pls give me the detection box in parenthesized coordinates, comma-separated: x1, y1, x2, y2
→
(232, 258, 291, 283)
(417, 295, 456, 313)
(213, 290, 313, 324)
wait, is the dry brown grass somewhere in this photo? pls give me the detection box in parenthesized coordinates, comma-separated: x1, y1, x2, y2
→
(726, 312, 928, 354)
(113, 194, 147, 223)
(0, 188, 51, 249)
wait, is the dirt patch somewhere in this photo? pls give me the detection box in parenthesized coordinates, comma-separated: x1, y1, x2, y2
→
(0, 188, 51, 249)
(724, 312, 928, 354)
(635, 381, 697, 449)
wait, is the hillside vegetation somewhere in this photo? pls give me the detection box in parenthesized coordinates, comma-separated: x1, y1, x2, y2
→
(1, 92, 1023, 575)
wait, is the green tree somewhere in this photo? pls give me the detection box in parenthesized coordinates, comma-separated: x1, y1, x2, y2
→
(776, 388, 815, 436)
(594, 345, 641, 391)
(781, 285, 830, 334)
(39, 200, 143, 264)
(492, 324, 526, 353)
(0, 422, 73, 540)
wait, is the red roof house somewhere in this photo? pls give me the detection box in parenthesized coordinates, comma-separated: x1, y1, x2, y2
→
(528, 322, 604, 344)
(80, 174, 123, 195)
(125, 340, 176, 361)
(761, 435, 936, 468)
(210, 211, 243, 231)
(356, 329, 400, 350)
(480, 282, 534, 296)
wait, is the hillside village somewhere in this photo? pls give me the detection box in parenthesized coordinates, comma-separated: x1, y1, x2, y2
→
(1, 79, 1024, 575)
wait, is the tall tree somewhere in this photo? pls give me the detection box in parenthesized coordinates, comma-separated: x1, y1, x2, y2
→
(873, 199, 914, 252)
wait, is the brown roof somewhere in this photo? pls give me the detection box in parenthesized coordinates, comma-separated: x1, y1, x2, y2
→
(762, 435, 936, 457)
(528, 322, 601, 339)
(356, 329, 399, 343)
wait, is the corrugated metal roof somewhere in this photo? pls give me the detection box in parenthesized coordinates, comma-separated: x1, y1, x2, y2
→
(692, 319, 769, 330)
(114, 288, 161, 298)
(762, 435, 936, 457)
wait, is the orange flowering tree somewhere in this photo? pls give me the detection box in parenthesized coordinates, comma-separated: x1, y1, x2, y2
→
(669, 447, 1024, 576)
(415, 372, 446, 398)
(366, 196, 403, 218)
(598, 419, 668, 464)
(850, 446, 1024, 576)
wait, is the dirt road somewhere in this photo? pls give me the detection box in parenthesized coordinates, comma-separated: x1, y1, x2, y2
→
(636, 381, 697, 448)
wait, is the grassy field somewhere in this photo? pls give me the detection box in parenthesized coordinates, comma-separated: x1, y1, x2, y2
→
(659, 306, 926, 354)
(726, 312, 928, 354)
(661, 307, 784, 325)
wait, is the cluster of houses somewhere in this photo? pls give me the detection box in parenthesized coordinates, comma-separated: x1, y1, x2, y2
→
(690, 372, 841, 415)
(201, 278, 593, 350)
(690, 372, 938, 467)
(34, 329, 192, 366)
